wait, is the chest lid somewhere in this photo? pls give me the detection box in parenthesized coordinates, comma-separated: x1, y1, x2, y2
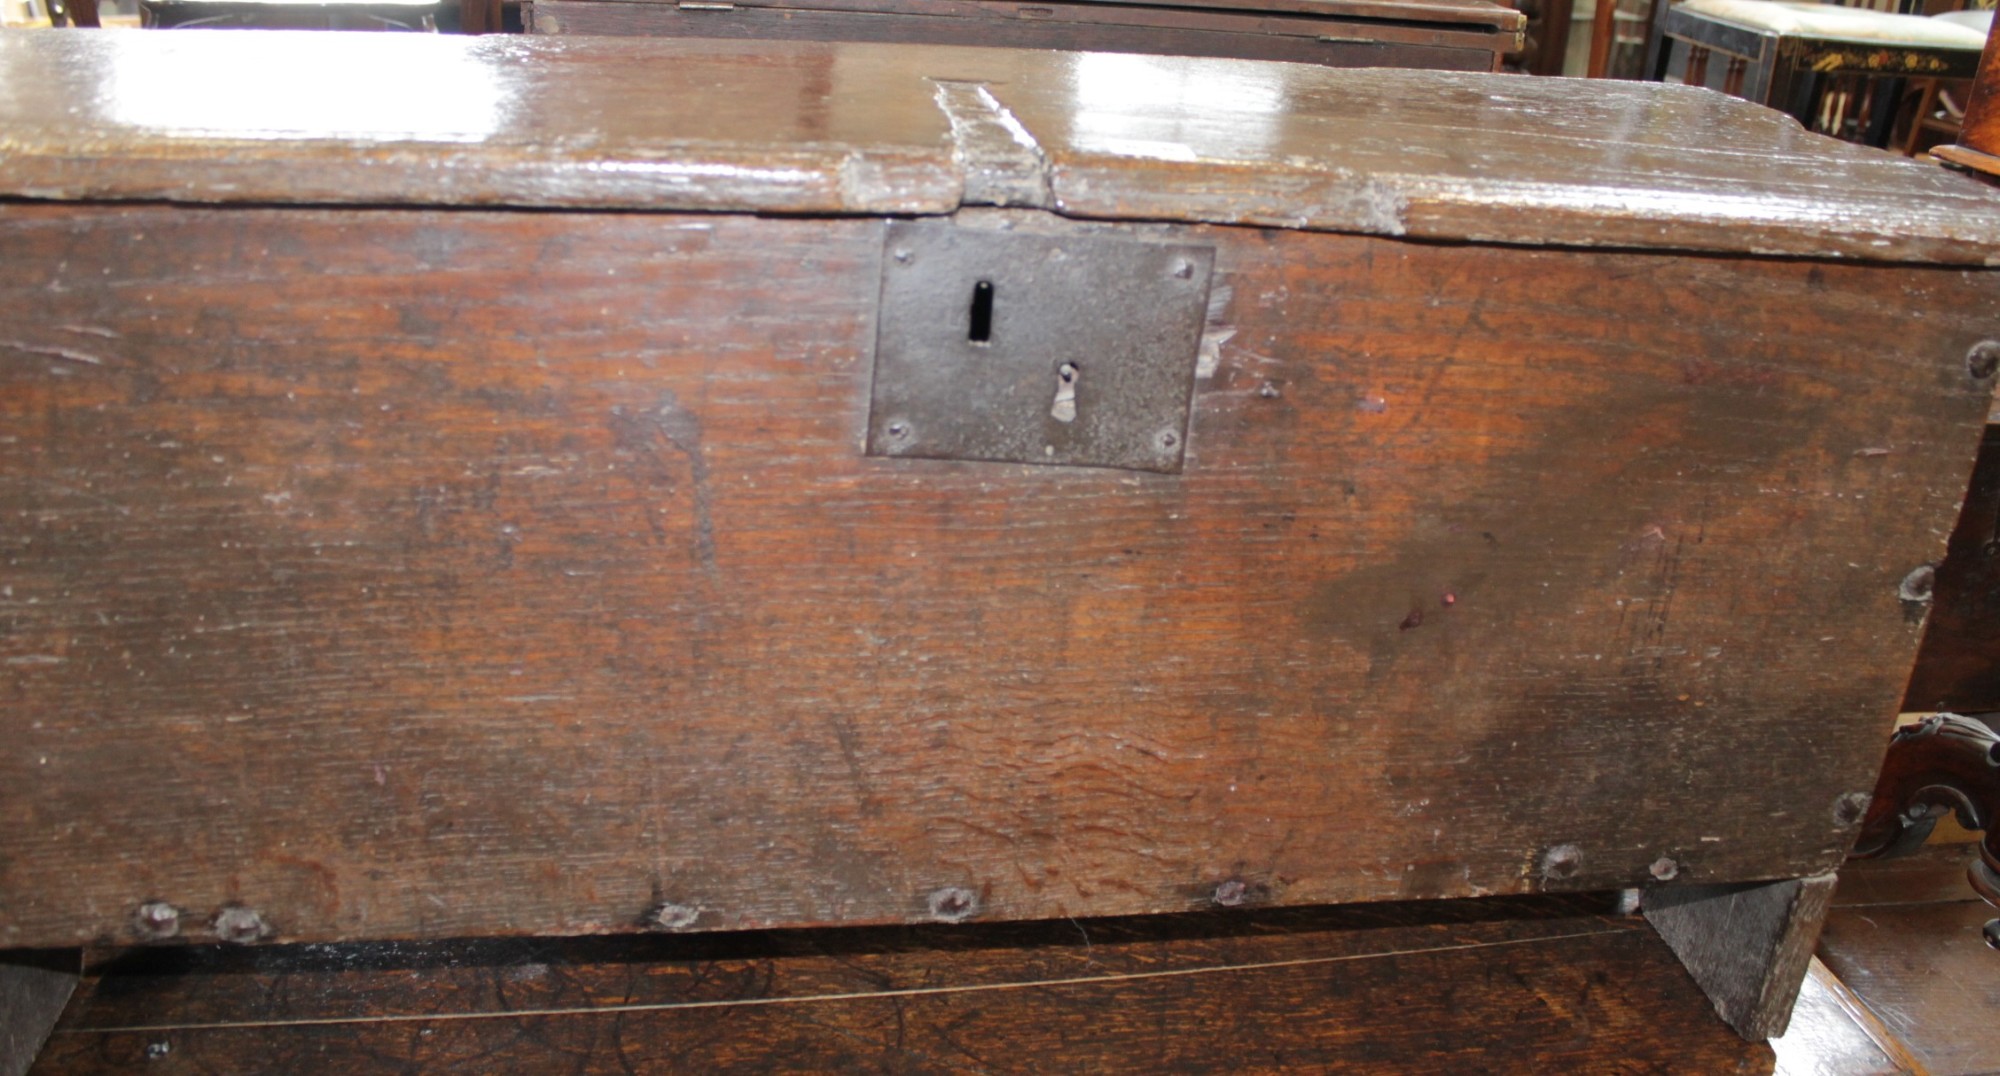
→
(6, 29, 2000, 264)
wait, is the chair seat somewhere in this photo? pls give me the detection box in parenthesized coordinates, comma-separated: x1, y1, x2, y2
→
(1677, 0, 1987, 49)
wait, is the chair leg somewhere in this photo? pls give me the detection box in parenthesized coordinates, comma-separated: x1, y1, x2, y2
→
(1686, 45, 1711, 89)
(1904, 78, 1941, 156)
(1588, 0, 1619, 77)
(1723, 56, 1746, 96)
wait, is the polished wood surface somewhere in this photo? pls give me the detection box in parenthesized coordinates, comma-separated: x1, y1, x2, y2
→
(5, 32, 2000, 262)
(529, 0, 1507, 74)
(1817, 867, 2000, 1076)
(1, 197, 1992, 948)
(1768, 958, 1910, 1076)
(28, 897, 1775, 1074)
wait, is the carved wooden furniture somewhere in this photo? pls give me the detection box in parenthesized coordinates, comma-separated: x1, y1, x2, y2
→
(1652, 0, 1987, 138)
(134, 0, 447, 29)
(1936, 7, 2000, 177)
(527, 0, 1526, 73)
(5, 29, 2000, 1068)
(1852, 714, 2000, 945)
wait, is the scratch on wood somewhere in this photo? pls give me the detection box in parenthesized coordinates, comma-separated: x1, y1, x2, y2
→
(1, 338, 107, 366)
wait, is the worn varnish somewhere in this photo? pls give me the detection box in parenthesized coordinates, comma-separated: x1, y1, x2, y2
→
(2, 31, 1999, 964)
(2, 202, 1993, 946)
(6, 32, 2000, 263)
(29, 897, 1774, 1073)
(528, 0, 1517, 75)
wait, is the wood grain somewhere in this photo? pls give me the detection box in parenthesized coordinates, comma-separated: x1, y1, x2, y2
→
(1816, 901, 2000, 1076)
(6, 32, 2000, 263)
(1767, 957, 1909, 1076)
(1903, 424, 2000, 715)
(29, 898, 1774, 1073)
(581, 0, 1527, 29)
(1, 201, 1992, 948)
(527, 0, 1506, 74)
(1643, 875, 1836, 1040)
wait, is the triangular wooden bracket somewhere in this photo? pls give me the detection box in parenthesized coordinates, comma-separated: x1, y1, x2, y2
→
(1, 949, 80, 1076)
(1643, 873, 1837, 1041)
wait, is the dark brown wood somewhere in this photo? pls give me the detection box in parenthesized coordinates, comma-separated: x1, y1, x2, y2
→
(1767, 958, 1909, 1076)
(7, 33, 2000, 263)
(1940, 11, 2000, 173)
(137, 0, 446, 29)
(1642, 875, 1837, 1040)
(459, 0, 502, 30)
(5, 35, 2000, 1051)
(610, 0, 1526, 29)
(1816, 900, 2000, 1076)
(1687, 41, 1711, 87)
(1851, 714, 2000, 918)
(1587, 0, 1617, 76)
(531, 0, 1500, 72)
(1904, 426, 2000, 714)
(26, 898, 1775, 1074)
(1, 195, 1994, 949)
(1833, 841, 1983, 908)
(1, 952, 78, 1076)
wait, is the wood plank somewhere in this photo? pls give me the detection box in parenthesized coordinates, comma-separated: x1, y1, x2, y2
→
(527, 1, 1500, 73)
(1833, 842, 1983, 908)
(28, 898, 1774, 1073)
(1903, 424, 2000, 715)
(583, 0, 1527, 31)
(1768, 957, 1911, 1076)
(5, 32, 2000, 262)
(0, 203, 1991, 948)
(576, 0, 1519, 42)
(1816, 901, 2000, 1076)
(1644, 875, 1838, 1040)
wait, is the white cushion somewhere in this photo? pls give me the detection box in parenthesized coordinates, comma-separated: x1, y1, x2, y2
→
(1678, 0, 1989, 49)
(1932, 7, 1994, 33)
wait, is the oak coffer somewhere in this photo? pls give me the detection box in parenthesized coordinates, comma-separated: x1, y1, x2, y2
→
(4, 29, 2000, 1042)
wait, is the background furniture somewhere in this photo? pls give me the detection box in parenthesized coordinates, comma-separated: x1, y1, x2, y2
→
(528, 0, 1526, 73)
(1649, 0, 1987, 142)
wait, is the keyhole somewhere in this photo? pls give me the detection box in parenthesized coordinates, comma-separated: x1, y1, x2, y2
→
(969, 280, 994, 344)
(1051, 362, 1079, 423)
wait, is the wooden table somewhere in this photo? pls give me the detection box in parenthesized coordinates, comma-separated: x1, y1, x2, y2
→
(528, 0, 1527, 73)
(4, 28, 2000, 1068)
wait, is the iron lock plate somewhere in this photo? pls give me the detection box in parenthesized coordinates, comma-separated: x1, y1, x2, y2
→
(866, 221, 1215, 474)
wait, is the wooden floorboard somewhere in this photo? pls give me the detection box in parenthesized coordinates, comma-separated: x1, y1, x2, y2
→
(31, 895, 1773, 1073)
(1817, 900, 2000, 1076)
